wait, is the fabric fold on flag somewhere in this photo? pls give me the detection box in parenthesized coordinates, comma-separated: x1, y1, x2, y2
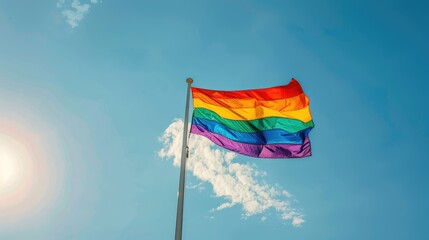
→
(190, 78, 314, 158)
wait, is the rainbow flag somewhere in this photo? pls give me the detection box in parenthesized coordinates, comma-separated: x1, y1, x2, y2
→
(190, 79, 314, 158)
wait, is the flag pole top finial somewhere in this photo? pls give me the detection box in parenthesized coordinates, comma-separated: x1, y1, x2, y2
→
(186, 78, 193, 84)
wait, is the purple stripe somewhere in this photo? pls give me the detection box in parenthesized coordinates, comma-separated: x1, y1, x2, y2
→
(191, 125, 311, 158)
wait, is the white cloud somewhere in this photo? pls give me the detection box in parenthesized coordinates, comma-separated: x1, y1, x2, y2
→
(186, 182, 204, 191)
(158, 119, 305, 226)
(57, 0, 100, 28)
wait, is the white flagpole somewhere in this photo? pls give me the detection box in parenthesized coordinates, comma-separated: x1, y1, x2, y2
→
(175, 78, 193, 240)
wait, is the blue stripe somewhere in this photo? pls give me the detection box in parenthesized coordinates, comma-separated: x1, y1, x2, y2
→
(192, 117, 312, 145)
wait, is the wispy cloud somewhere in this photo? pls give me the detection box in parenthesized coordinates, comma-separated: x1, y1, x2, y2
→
(57, 0, 100, 28)
(158, 119, 304, 226)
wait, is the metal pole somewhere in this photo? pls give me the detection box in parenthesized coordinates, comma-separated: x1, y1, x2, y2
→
(175, 78, 193, 240)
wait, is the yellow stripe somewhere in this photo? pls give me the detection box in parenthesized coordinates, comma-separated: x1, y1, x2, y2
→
(193, 99, 313, 122)
(193, 92, 309, 111)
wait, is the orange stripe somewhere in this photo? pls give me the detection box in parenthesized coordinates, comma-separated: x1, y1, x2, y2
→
(193, 100, 313, 122)
(193, 92, 309, 111)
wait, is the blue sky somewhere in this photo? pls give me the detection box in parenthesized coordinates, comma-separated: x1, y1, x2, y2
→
(0, 0, 428, 239)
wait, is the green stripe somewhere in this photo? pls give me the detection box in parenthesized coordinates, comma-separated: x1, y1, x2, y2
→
(193, 108, 314, 133)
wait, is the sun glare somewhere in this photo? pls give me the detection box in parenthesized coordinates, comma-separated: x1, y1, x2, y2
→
(0, 124, 55, 224)
(0, 132, 31, 196)
(0, 139, 29, 195)
(0, 146, 19, 188)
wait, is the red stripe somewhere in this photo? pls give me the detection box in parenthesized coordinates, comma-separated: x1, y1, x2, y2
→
(191, 79, 303, 101)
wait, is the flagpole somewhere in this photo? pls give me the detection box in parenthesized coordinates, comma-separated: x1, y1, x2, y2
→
(175, 78, 193, 240)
